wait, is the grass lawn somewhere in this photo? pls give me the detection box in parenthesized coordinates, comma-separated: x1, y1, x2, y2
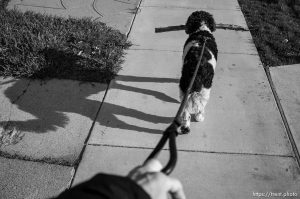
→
(238, 0, 300, 67)
(0, 1, 131, 83)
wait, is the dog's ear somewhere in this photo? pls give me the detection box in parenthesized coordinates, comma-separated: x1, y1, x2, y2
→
(185, 11, 216, 34)
(185, 11, 201, 34)
(205, 12, 216, 32)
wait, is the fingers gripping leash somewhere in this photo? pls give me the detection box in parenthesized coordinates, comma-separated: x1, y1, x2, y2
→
(145, 37, 208, 175)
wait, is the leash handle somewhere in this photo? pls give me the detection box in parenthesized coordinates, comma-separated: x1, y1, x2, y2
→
(145, 38, 208, 175)
(145, 121, 179, 175)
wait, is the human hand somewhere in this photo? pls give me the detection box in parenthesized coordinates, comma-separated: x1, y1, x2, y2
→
(128, 159, 186, 199)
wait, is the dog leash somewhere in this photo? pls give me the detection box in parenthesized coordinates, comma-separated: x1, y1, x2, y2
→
(145, 37, 209, 175)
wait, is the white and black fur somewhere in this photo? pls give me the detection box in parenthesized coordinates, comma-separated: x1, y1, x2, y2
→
(179, 11, 218, 134)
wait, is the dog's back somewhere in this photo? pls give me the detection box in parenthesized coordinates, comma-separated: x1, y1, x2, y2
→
(178, 11, 218, 133)
(179, 31, 218, 95)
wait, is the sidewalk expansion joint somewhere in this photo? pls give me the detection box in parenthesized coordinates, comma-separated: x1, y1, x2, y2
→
(87, 143, 294, 159)
(264, 65, 300, 168)
(140, 5, 241, 11)
(13, 4, 66, 10)
(60, 0, 66, 9)
(219, 51, 258, 55)
(69, 0, 144, 187)
(69, 83, 110, 186)
(128, 48, 182, 52)
(128, 48, 258, 56)
(126, 0, 144, 37)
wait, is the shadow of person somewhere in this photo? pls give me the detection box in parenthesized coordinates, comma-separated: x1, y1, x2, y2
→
(114, 75, 180, 104)
(0, 79, 102, 133)
(0, 76, 176, 135)
(98, 102, 174, 134)
(0, 47, 179, 135)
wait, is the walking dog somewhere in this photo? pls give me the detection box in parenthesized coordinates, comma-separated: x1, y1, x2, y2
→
(179, 11, 218, 134)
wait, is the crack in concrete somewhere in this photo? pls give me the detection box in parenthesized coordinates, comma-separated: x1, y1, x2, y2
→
(113, 0, 136, 5)
(12, 80, 31, 104)
(0, 151, 75, 166)
(13, 4, 66, 10)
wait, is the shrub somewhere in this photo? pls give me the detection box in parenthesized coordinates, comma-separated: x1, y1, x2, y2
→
(0, 9, 131, 83)
(238, 0, 300, 66)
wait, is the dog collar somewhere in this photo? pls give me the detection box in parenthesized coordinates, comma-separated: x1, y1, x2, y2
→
(191, 26, 212, 35)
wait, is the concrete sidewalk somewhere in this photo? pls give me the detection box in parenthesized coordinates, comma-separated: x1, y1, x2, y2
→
(1, 0, 300, 198)
(73, 0, 300, 198)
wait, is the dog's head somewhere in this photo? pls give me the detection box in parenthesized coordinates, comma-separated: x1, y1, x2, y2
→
(185, 11, 216, 34)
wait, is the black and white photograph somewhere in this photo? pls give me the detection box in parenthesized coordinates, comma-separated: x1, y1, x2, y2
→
(0, 0, 300, 198)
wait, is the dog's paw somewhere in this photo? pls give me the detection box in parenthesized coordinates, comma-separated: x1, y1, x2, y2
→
(194, 113, 205, 122)
(180, 126, 191, 134)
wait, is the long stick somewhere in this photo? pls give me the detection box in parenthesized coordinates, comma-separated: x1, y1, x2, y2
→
(155, 24, 248, 33)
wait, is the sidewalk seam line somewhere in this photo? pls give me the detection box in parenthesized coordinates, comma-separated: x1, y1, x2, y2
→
(68, 83, 110, 187)
(69, 0, 144, 188)
(126, 0, 143, 37)
(264, 65, 300, 168)
(127, 48, 258, 55)
(60, 0, 66, 9)
(87, 143, 294, 158)
(140, 5, 241, 11)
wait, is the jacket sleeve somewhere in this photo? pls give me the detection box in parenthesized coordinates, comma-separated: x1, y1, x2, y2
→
(55, 173, 151, 199)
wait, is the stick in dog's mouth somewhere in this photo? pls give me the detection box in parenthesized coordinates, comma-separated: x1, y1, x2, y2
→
(155, 23, 249, 33)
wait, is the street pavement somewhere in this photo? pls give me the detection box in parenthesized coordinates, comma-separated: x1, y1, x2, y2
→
(1, 0, 300, 198)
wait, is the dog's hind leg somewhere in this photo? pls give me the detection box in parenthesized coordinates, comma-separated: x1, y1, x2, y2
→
(194, 112, 205, 122)
(178, 90, 192, 133)
(179, 88, 184, 102)
(195, 55, 215, 122)
(194, 88, 211, 122)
